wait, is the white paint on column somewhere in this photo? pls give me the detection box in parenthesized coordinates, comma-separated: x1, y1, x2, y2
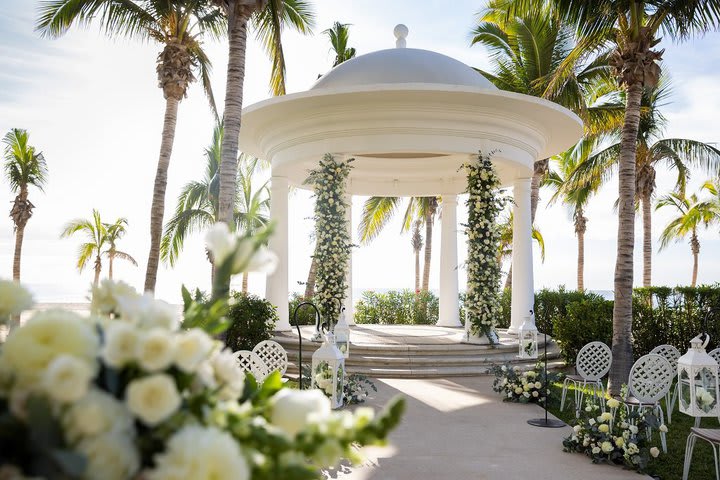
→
(266, 175, 291, 331)
(509, 177, 535, 334)
(438, 194, 461, 327)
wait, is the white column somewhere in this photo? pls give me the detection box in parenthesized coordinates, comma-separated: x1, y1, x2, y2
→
(509, 177, 535, 333)
(438, 194, 461, 327)
(266, 175, 291, 331)
(344, 193, 354, 325)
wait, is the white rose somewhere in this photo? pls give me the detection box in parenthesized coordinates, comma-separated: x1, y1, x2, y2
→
(77, 432, 139, 480)
(629, 425, 638, 434)
(2, 309, 99, 384)
(210, 349, 245, 401)
(136, 328, 175, 372)
(173, 329, 213, 373)
(271, 389, 331, 437)
(650, 446, 660, 458)
(659, 424, 668, 433)
(102, 322, 139, 368)
(91, 279, 138, 317)
(0, 279, 33, 319)
(116, 294, 178, 331)
(62, 389, 134, 443)
(125, 374, 181, 426)
(573, 425, 581, 433)
(601, 441, 614, 453)
(42, 354, 93, 403)
(147, 425, 249, 480)
(607, 398, 620, 409)
(245, 246, 278, 274)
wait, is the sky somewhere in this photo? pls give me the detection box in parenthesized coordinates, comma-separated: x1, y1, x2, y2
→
(1, 0, 719, 304)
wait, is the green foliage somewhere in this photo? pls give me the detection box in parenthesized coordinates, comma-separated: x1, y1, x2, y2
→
(289, 293, 320, 326)
(533, 287, 594, 336)
(493, 288, 513, 329)
(354, 290, 439, 325)
(553, 297, 614, 364)
(225, 292, 278, 351)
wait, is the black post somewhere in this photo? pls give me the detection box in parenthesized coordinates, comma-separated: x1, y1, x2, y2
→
(528, 306, 565, 428)
(292, 301, 321, 389)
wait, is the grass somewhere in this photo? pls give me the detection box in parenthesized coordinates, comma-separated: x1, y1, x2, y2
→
(545, 382, 718, 480)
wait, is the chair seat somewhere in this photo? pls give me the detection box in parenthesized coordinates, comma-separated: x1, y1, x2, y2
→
(691, 428, 720, 444)
(620, 395, 656, 407)
(565, 374, 585, 382)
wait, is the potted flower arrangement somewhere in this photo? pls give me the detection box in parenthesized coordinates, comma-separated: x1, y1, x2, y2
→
(563, 399, 666, 473)
(0, 224, 404, 480)
(490, 363, 558, 404)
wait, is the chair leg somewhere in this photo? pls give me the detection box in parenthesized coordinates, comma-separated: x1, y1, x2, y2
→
(666, 391, 673, 424)
(657, 406, 667, 454)
(713, 443, 720, 480)
(560, 377, 571, 411)
(575, 381, 588, 418)
(683, 433, 697, 480)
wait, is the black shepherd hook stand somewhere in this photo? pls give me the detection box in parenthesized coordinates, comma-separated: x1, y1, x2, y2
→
(292, 301, 321, 390)
(528, 307, 565, 428)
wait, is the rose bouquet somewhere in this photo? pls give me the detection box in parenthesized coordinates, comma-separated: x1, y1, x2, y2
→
(0, 225, 404, 480)
(563, 399, 666, 473)
(491, 363, 558, 404)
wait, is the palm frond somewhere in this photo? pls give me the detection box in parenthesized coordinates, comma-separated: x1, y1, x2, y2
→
(359, 196, 401, 244)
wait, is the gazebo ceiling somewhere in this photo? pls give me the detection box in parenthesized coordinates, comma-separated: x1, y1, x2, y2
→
(239, 26, 583, 196)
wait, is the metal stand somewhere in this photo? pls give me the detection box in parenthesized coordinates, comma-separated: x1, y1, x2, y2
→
(528, 310, 565, 428)
(292, 301, 321, 389)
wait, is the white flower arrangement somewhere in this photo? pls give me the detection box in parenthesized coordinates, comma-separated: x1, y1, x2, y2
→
(307, 154, 354, 324)
(490, 362, 558, 404)
(462, 152, 509, 342)
(0, 225, 403, 480)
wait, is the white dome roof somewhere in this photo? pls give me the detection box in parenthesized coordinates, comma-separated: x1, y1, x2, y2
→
(311, 48, 497, 91)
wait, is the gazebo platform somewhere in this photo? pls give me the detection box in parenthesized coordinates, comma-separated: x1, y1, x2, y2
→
(273, 325, 564, 378)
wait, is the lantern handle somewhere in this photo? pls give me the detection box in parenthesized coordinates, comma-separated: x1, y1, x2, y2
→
(700, 307, 714, 345)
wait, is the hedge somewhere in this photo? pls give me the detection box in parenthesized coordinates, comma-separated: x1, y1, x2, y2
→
(354, 290, 439, 325)
(225, 292, 278, 351)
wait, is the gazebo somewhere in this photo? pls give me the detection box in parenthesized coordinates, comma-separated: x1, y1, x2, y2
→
(239, 25, 582, 335)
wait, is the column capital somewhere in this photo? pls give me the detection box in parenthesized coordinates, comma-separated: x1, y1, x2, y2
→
(441, 193, 458, 205)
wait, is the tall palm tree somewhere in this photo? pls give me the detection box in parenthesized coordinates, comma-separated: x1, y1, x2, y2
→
(161, 123, 269, 291)
(303, 18, 354, 299)
(214, 0, 314, 235)
(359, 196, 440, 292)
(103, 218, 138, 280)
(323, 21, 356, 66)
(656, 191, 716, 286)
(546, 140, 601, 291)
(37, 0, 225, 294)
(411, 220, 423, 292)
(2, 129, 48, 283)
(568, 78, 720, 287)
(549, 0, 720, 393)
(497, 211, 546, 290)
(60, 209, 108, 287)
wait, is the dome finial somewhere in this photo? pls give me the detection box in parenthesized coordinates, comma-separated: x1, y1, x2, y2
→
(394, 24, 408, 48)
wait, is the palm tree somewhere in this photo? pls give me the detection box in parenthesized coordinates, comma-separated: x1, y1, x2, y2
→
(359, 196, 440, 292)
(323, 21, 356, 66)
(303, 18, 354, 299)
(61, 209, 108, 287)
(515, 0, 720, 394)
(546, 140, 601, 291)
(215, 0, 314, 237)
(568, 78, 720, 287)
(497, 211, 546, 290)
(656, 191, 716, 286)
(2, 129, 48, 283)
(161, 123, 269, 291)
(411, 220, 423, 292)
(103, 218, 138, 280)
(37, 0, 225, 294)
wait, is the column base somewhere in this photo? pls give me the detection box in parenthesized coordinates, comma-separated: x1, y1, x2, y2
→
(275, 319, 292, 332)
(437, 317, 462, 328)
(506, 326, 519, 335)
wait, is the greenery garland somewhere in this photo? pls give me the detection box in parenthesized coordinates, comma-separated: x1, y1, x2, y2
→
(307, 154, 354, 324)
(463, 151, 509, 342)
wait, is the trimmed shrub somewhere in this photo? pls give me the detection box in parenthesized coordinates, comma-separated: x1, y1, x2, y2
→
(533, 287, 592, 336)
(225, 292, 278, 351)
(355, 290, 439, 325)
(288, 293, 320, 326)
(552, 296, 613, 364)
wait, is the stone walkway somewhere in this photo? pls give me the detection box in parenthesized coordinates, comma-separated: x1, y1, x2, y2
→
(329, 377, 649, 480)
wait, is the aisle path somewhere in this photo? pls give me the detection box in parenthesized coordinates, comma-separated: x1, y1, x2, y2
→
(330, 377, 648, 480)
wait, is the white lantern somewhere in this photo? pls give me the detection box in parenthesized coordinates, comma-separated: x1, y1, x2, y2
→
(677, 334, 719, 418)
(518, 314, 538, 359)
(334, 309, 351, 358)
(311, 332, 345, 409)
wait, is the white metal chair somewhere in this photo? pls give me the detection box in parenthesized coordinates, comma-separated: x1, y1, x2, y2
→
(651, 344, 682, 423)
(560, 341, 612, 416)
(709, 347, 720, 365)
(623, 353, 674, 453)
(683, 427, 720, 480)
(252, 340, 288, 378)
(232, 350, 269, 383)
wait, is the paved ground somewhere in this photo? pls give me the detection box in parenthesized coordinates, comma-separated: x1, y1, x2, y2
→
(328, 377, 649, 480)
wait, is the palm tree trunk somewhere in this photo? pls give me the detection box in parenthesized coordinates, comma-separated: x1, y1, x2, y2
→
(642, 191, 652, 287)
(218, 4, 252, 227)
(108, 252, 115, 280)
(242, 271, 249, 293)
(530, 159, 548, 223)
(421, 213, 433, 292)
(93, 255, 102, 288)
(504, 264, 512, 290)
(577, 224, 585, 292)
(691, 229, 700, 287)
(144, 96, 180, 293)
(304, 251, 318, 298)
(414, 248, 420, 293)
(609, 82, 643, 396)
(12, 224, 25, 283)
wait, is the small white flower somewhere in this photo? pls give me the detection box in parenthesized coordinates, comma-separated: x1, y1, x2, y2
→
(102, 322, 139, 368)
(650, 447, 660, 458)
(210, 349, 246, 401)
(136, 328, 175, 372)
(42, 354, 93, 403)
(125, 374, 181, 426)
(173, 329, 213, 373)
(77, 431, 140, 480)
(205, 223, 235, 266)
(271, 389, 331, 438)
(659, 424, 668, 433)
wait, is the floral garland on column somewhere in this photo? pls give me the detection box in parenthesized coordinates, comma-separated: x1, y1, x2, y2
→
(307, 154, 353, 325)
(463, 151, 509, 343)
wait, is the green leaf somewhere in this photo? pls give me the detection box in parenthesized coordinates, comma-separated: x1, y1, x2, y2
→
(181, 285, 192, 311)
(50, 449, 87, 476)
